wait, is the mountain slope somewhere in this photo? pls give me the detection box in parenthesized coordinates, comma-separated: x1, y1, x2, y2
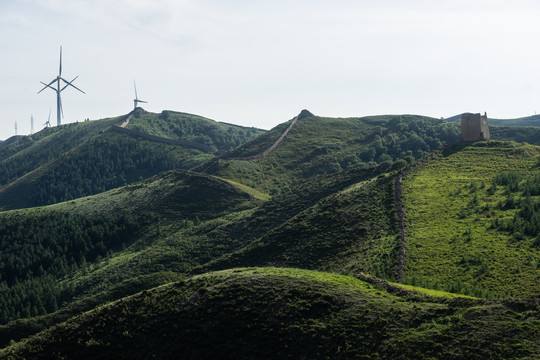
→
(401, 141, 540, 297)
(124, 109, 265, 152)
(198, 170, 400, 279)
(0, 110, 264, 210)
(2, 268, 538, 360)
(0, 117, 122, 188)
(198, 113, 462, 194)
(0, 170, 258, 326)
(490, 126, 540, 145)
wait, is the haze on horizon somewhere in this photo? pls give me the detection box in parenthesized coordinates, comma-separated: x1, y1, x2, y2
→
(1, 0, 539, 140)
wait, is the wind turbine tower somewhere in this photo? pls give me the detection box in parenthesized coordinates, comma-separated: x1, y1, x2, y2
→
(38, 47, 85, 126)
(133, 81, 148, 110)
(30, 115, 34, 135)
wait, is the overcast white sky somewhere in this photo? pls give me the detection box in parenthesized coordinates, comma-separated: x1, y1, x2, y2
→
(1, 0, 539, 140)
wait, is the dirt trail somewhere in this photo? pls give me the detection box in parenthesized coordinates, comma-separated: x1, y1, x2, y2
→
(119, 114, 132, 128)
(224, 116, 298, 161)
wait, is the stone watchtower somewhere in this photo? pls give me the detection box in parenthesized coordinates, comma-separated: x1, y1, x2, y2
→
(461, 112, 490, 141)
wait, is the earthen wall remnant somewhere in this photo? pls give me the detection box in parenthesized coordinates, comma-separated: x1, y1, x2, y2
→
(461, 112, 490, 141)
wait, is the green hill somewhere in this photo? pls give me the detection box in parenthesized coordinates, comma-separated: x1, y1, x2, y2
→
(401, 141, 540, 297)
(198, 113, 462, 195)
(490, 126, 540, 145)
(2, 268, 538, 360)
(123, 109, 264, 152)
(0, 117, 122, 188)
(0, 170, 258, 327)
(0, 110, 263, 210)
(198, 169, 399, 280)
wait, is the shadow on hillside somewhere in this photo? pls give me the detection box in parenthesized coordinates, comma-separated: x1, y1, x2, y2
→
(442, 141, 472, 158)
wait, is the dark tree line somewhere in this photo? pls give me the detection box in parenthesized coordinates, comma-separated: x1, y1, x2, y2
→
(28, 133, 195, 207)
(490, 171, 540, 245)
(0, 210, 142, 323)
(301, 116, 461, 177)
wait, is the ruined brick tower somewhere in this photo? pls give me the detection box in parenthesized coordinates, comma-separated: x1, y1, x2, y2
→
(461, 112, 490, 141)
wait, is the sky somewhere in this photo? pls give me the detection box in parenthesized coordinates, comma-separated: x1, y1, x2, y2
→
(1, 0, 539, 140)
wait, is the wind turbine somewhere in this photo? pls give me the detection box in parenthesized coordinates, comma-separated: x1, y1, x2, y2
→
(133, 81, 147, 109)
(38, 47, 85, 126)
(44, 108, 52, 128)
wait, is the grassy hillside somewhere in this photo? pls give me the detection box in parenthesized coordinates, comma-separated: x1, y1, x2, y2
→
(0, 117, 122, 188)
(199, 113, 461, 195)
(0, 110, 263, 210)
(2, 111, 540, 357)
(60, 166, 391, 302)
(0, 170, 258, 326)
(0, 131, 215, 210)
(2, 268, 538, 359)
(0, 164, 393, 343)
(0, 271, 183, 348)
(125, 109, 265, 151)
(402, 141, 540, 297)
(199, 170, 400, 280)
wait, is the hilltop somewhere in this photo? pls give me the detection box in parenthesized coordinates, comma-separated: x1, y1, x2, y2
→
(197, 112, 462, 195)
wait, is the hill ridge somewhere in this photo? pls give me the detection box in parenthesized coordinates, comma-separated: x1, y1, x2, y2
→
(224, 114, 299, 161)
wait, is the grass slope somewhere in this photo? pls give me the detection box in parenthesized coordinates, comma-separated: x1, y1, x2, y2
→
(125, 109, 265, 152)
(198, 114, 462, 195)
(0, 117, 123, 188)
(68, 166, 390, 301)
(0, 110, 264, 210)
(0, 130, 216, 210)
(199, 171, 400, 280)
(2, 268, 538, 359)
(402, 141, 540, 297)
(0, 170, 258, 328)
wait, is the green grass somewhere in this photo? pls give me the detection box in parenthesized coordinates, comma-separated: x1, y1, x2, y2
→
(402, 141, 540, 297)
(126, 109, 265, 151)
(0, 170, 259, 329)
(390, 282, 478, 299)
(2, 267, 539, 359)
(201, 114, 461, 195)
(198, 171, 400, 280)
(215, 177, 270, 200)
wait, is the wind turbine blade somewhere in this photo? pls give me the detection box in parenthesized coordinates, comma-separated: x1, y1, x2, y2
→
(61, 76, 78, 86)
(139, 100, 148, 104)
(48, 108, 51, 122)
(59, 46, 62, 76)
(59, 96, 64, 118)
(134, 81, 138, 99)
(38, 79, 57, 93)
(60, 77, 85, 94)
